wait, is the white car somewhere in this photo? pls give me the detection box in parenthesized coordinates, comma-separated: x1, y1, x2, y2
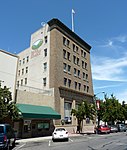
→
(52, 128, 69, 141)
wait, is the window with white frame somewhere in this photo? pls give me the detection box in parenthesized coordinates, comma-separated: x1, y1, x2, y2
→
(64, 78, 67, 86)
(26, 56, 29, 62)
(63, 49, 66, 59)
(74, 68, 77, 76)
(63, 63, 67, 72)
(26, 67, 28, 74)
(44, 48, 47, 57)
(43, 78, 46, 86)
(44, 36, 47, 43)
(25, 78, 27, 85)
(68, 65, 71, 73)
(44, 62, 47, 71)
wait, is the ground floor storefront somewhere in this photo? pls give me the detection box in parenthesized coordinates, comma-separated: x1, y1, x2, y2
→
(14, 103, 61, 138)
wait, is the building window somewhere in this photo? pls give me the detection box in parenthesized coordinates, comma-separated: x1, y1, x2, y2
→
(73, 55, 76, 64)
(17, 81, 19, 87)
(67, 39, 70, 47)
(86, 74, 88, 80)
(63, 49, 66, 59)
(82, 61, 85, 68)
(64, 102, 72, 124)
(77, 58, 79, 66)
(76, 46, 78, 53)
(74, 81, 77, 89)
(44, 62, 47, 71)
(22, 68, 24, 75)
(78, 70, 80, 78)
(21, 79, 23, 86)
(68, 65, 71, 74)
(85, 62, 87, 69)
(18, 70, 20, 76)
(19, 60, 21, 65)
(73, 44, 75, 52)
(68, 79, 71, 87)
(44, 48, 47, 57)
(67, 52, 70, 61)
(87, 86, 89, 92)
(25, 78, 27, 85)
(63, 63, 67, 72)
(43, 78, 46, 86)
(81, 50, 86, 58)
(26, 56, 29, 62)
(74, 68, 77, 76)
(45, 36, 47, 43)
(78, 83, 81, 91)
(63, 37, 66, 45)
(83, 72, 85, 79)
(64, 78, 67, 86)
(23, 58, 25, 64)
(84, 85, 86, 91)
(84, 52, 86, 58)
(26, 67, 28, 74)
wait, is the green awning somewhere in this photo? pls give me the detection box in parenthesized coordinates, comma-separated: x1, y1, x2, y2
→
(17, 104, 61, 119)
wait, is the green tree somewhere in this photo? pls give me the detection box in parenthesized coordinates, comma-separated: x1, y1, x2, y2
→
(0, 86, 20, 123)
(100, 94, 125, 125)
(71, 100, 96, 133)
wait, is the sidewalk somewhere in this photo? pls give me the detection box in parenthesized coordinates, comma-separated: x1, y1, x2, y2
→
(16, 133, 83, 143)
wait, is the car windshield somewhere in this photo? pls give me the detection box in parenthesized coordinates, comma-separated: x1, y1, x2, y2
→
(0, 126, 4, 133)
(56, 128, 65, 131)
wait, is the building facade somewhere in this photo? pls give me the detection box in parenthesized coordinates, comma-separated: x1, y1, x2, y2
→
(16, 18, 94, 125)
(0, 49, 18, 101)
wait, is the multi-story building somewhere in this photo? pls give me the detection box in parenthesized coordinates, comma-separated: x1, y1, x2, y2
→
(16, 18, 94, 125)
(0, 49, 18, 101)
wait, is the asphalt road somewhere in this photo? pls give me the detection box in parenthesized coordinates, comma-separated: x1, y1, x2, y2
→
(14, 132, 127, 150)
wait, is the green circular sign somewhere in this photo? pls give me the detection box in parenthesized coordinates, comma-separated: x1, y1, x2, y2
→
(32, 39, 43, 50)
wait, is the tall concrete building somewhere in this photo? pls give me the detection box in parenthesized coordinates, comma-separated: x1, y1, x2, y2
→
(16, 18, 94, 125)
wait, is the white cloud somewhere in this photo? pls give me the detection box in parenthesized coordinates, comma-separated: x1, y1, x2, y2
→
(114, 35, 127, 43)
(94, 84, 124, 90)
(115, 89, 127, 103)
(91, 54, 127, 81)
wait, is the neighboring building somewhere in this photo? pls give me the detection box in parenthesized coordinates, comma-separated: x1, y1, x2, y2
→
(16, 18, 94, 126)
(0, 49, 18, 101)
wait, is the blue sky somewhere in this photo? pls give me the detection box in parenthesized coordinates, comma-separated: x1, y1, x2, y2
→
(0, 0, 127, 103)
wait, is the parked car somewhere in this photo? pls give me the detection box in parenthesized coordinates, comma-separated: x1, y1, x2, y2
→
(116, 123, 126, 132)
(0, 124, 16, 150)
(52, 128, 69, 142)
(109, 125, 118, 133)
(94, 125, 111, 134)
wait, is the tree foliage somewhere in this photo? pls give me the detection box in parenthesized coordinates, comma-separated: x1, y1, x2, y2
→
(99, 94, 126, 125)
(71, 100, 96, 133)
(0, 86, 20, 123)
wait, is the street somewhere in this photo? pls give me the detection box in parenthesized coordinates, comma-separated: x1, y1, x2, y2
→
(14, 132, 127, 150)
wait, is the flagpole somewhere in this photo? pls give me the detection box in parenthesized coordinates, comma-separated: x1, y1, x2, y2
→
(72, 9, 75, 32)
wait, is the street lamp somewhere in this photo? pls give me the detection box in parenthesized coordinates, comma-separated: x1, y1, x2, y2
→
(94, 92, 105, 126)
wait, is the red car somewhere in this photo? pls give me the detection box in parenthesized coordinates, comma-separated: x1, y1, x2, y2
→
(94, 125, 111, 134)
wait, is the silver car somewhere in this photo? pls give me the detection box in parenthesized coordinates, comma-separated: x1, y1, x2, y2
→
(117, 124, 126, 132)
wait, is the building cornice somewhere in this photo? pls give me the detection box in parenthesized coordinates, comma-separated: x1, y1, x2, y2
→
(47, 18, 91, 53)
(0, 49, 18, 58)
